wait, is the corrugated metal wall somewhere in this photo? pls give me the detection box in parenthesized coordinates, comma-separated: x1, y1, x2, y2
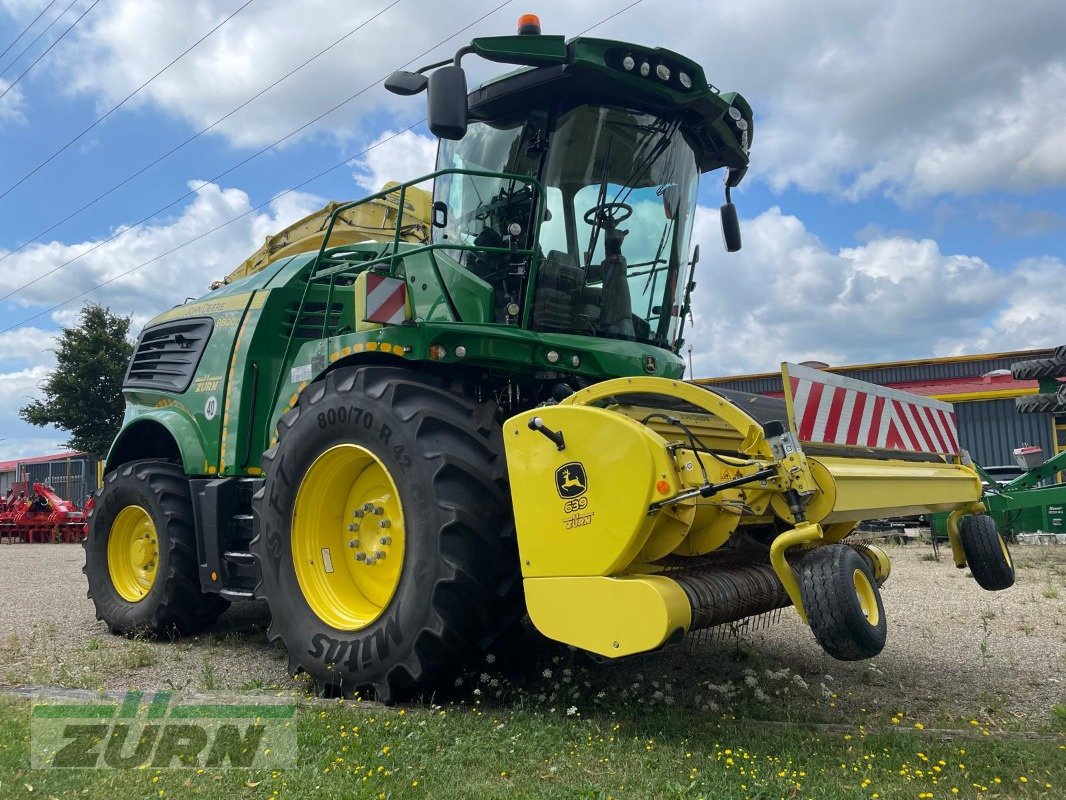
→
(955, 400, 1053, 466)
(696, 348, 1056, 395)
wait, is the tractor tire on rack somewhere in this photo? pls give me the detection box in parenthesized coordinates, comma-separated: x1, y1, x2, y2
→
(959, 514, 1015, 591)
(84, 460, 229, 636)
(1014, 391, 1066, 414)
(1010, 357, 1066, 381)
(798, 544, 887, 661)
(251, 366, 522, 702)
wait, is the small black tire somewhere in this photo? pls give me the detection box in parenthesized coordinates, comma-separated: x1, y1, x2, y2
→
(251, 366, 521, 702)
(1014, 391, 1066, 414)
(1010, 357, 1066, 381)
(798, 544, 887, 661)
(959, 514, 1015, 591)
(84, 460, 228, 636)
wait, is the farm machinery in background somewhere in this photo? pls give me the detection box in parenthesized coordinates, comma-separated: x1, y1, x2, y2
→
(83, 15, 1015, 702)
(0, 483, 89, 543)
(930, 347, 1066, 542)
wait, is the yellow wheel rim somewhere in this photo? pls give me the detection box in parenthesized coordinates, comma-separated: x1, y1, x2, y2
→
(852, 569, 880, 627)
(107, 505, 159, 602)
(291, 444, 406, 631)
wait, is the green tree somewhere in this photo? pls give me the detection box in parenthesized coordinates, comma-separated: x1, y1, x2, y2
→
(20, 303, 134, 457)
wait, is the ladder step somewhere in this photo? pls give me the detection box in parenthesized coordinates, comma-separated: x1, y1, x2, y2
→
(219, 588, 255, 601)
(222, 550, 255, 564)
(232, 514, 254, 521)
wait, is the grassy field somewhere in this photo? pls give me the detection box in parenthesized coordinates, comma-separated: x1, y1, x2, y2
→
(0, 675, 1062, 799)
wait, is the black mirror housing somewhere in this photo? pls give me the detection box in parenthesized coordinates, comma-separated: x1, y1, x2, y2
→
(720, 203, 742, 252)
(384, 70, 428, 96)
(427, 65, 468, 140)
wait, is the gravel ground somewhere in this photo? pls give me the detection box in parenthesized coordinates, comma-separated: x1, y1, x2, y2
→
(0, 540, 1063, 725)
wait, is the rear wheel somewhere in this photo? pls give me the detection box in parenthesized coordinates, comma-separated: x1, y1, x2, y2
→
(798, 544, 887, 661)
(1014, 390, 1066, 414)
(959, 514, 1015, 590)
(1011, 355, 1066, 381)
(84, 460, 228, 636)
(251, 366, 521, 701)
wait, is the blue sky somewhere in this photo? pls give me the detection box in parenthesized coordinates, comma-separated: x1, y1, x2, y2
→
(0, 0, 1063, 458)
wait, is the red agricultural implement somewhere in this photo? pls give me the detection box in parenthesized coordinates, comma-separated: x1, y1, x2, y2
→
(0, 483, 89, 543)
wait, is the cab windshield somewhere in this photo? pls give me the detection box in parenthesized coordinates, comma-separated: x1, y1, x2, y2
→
(433, 104, 698, 348)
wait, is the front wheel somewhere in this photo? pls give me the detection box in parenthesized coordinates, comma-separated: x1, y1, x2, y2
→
(84, 460, 228, 636)
(798, 544, 887, 661)
(251, 366, 521, 702)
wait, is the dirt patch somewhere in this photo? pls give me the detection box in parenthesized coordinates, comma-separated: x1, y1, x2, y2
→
(0, 541, 1062, 725)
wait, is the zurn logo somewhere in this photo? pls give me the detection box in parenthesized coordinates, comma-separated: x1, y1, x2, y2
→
(30, 691, 296, 769)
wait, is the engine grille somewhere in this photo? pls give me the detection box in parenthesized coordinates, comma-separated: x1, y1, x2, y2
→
(124, 317, 214, 393)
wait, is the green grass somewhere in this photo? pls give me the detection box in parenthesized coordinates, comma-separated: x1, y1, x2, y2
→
(0, 693, 1061, 800)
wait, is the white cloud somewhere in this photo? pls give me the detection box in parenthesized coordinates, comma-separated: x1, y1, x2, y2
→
(0, 77, 25, 125)
(686, 206, 1065, 377)
(0, 181, 323, 318)
(353, 129, 437, 193)
(27, 0, 1062, 200)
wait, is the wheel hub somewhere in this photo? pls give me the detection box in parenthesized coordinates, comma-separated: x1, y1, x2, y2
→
(291, 444, 406, 631)
(107, 505, 158, 602)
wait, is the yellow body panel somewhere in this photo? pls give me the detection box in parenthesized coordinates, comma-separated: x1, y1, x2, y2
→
(504, 405, 683, 577)
(523, 575, 692, 657)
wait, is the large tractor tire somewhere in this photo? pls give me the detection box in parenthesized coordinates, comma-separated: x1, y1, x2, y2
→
(959, 514, 1015, 591)
(251, 366, 521, 701)
(1010, 350, 1066, 381)
(85, 460, 228, 636)
(798, 544, 887, 661)
(1014, 390, 1066, 414)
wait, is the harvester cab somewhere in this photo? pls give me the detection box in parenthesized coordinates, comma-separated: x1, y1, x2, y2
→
(85, 15, 1015, 703)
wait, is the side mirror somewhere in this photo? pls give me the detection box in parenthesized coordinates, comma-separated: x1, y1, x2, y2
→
(384, 70, 428, 96)
(720, 203, 742, 252)
(427, 65, 468, 140)
(432, 200, 448, 228)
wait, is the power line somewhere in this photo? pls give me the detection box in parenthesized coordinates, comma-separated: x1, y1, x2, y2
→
(0, 0, 257, 202)
(577, 0, 646, 35)
(0, 0, 68, 75)
(1, 0, 647, 330)
(0, 0, 513, 304)
(0, 0, 60, 68)
(0, 0, 102, 102)
(0, 124, 421, 334)
(0, 0, 403, 265)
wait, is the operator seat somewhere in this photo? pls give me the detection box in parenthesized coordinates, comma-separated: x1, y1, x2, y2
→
(533, 250, 583, 329)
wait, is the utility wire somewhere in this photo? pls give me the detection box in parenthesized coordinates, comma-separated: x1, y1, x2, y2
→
(0, 0, 512, 304)
(0, 0, 402, 266)
(0, 0, 102, 102)
(1, 0, 647, 330)
(0, 124, 421, 334)
(577, 0, 646, 35)
(0, 0, 257, 201)
(0, 0, 66, 75)
(0, 0, 60, 69)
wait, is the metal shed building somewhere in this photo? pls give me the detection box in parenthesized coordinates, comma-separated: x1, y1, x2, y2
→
(694, 348, 1064, 468)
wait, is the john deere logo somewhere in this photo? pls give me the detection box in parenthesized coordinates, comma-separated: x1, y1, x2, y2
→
(643, 355, 657, 373)
(555, 462, 587, 499)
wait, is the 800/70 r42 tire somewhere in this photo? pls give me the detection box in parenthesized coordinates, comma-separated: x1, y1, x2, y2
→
(251, 366, 521, 702)
(84, 460, 229, 636)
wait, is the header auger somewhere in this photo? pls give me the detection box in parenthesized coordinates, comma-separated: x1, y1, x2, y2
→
(85, 16, 1010, 701)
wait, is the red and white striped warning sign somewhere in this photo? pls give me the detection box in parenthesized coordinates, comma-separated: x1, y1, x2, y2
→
(364, 274, 407, 325)
(783, 363, 960, 455)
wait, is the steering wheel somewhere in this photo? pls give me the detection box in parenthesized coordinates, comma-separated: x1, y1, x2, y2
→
(583, 201, 633, 227)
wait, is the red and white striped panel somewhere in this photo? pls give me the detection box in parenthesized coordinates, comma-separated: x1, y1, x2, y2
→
(784, 362, 960, 455)
(364, 274, 407, 325)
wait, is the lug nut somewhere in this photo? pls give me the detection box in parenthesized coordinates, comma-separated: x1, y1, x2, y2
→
(375, 550, 386, 560)
(372, 506, 384, 516)
(366, 556, 377, 566)
(353, 509, 365, 518)
(379, 536, 392, 546)
(348, 539, 360, 548)
(355, 552, 366, 561)
(347, 523, 359, 532)
(362, 502, 374, 512)
(379, 519, 391, 529)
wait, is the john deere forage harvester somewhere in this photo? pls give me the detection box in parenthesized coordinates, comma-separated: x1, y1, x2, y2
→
(85, 17, 1011, 700)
